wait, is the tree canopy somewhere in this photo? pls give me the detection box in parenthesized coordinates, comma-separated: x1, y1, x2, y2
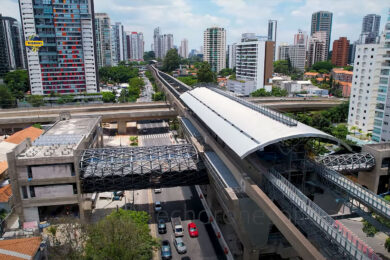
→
(0, 85, 16, 108)
(162, 49, 180, 72)
(85, 209, 158, 260)
(310, 61, 334, 73)
(251, 87, 288, 97)
(102, 91, 116, 103)
(99, 66, 139, 84)
(177, 76, 197, 86)
(219, 68, 234, 77)
(3, 70, 30, 99)
(197, 62, 215, 83)
(143, 51, 155, 61)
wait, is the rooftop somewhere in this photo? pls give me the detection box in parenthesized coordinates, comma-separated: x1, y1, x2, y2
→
(18, 117, 99, 160)
(0, 236, 41, 260)
(0, 184, 12, 203)
(180, 87, 341, 158)
(4, 126, 44, 145)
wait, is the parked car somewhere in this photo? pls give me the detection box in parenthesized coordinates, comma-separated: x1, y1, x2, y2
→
(173, 237, 187, 254)
(188, 222, 198, 237)
(161, 240, 172, 259)
(158, 219, 167, 234)
(171, 217, 184, 237)
(155, 201, 162, 212)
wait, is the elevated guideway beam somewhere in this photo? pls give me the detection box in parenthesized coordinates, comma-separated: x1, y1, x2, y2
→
(309, 160, 390, 220)
(263, 168, 381, 260)
(317, 153, 375, 173)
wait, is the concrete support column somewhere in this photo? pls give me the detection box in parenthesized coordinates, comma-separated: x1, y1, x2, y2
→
(117, 121, 127, 134)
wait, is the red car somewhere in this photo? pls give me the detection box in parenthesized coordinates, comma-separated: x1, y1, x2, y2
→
(188, 222, 198, 237)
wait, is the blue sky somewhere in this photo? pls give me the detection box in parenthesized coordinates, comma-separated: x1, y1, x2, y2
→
(3, 0, 389, 51)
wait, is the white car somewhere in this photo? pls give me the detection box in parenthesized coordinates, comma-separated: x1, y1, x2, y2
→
(154, 188, 162, 193)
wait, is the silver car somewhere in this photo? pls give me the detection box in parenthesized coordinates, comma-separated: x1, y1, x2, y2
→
(173, 237, 187, 254)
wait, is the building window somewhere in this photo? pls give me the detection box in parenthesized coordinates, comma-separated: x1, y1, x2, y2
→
(382, 158, 390, 168)
(372, 48, 375, 51)
(29, 187, 35, 198)
(21, 186, 28, 199)
(27, 167, 32, 179)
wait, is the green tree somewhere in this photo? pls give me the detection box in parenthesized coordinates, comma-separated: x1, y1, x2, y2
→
(143, 51, 155, 61)
(102, 92, 116, 103)
(4, 70, 30, 99)
(162, 49, 180, 72)
(343, 65, 353, 71)
(197, 62, 215, 83)
(311, 61, 334, 73)
(84, 209, 158, 260)
(152, 92, 164, 101)
(0, 85, 16, 108)
(251, 88, 271, 97)
(178, 76, 197, 86)
(99, 66, 139, 84)
(273, 60, 289, 74)
(219, 68, 233, 77)
(27, 95, 45, 107)
(385, 237, 390, 252)
(129, 77, 145, 89)
(331, 124, 349, 139)
(118, 89, 128, 103)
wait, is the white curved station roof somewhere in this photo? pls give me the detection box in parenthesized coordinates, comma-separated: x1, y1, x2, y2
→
(180, 87, 341, 158)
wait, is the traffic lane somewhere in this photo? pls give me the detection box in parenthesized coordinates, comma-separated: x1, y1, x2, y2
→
(153, 186, 226, 260)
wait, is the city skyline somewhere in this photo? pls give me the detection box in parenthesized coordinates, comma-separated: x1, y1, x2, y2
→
(3, 0, 389, 52)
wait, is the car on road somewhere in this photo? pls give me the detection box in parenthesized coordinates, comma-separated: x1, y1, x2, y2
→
(181, 257, 191, 260)
(161, 240, 172, 259)
(158, 219, 167, 234)
(173, 237, 187, 254)
(188, 222, 198, 237)
(154, 188, 162, 193)
(155, 201, 162, 212)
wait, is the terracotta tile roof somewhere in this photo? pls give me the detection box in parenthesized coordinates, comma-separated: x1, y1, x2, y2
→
(4, 127, 44, 145)
(316, 78, 324, 82)
(0, 161, 7, 176)
(0, 237, 41, 259)
(0, 184, 12, 203)
(304, 72, 319, 76)
(332, 68, 353, 75)
(335, 80, 352, 87)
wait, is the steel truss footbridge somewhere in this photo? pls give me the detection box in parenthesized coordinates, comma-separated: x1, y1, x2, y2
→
(79, 144, 208, 193)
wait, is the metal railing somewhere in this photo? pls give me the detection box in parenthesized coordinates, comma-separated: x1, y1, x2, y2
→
(208, 87, 298, 127)
(264, 168, 381, 260)
(309, 160, 390, 220)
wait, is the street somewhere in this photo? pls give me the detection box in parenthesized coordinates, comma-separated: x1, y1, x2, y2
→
(137, 71, 154, 102)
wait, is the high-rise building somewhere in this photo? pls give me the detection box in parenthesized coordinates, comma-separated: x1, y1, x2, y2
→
(0, 15, 26, 75)
(278, 43, 306, 71)
(111, 22, 126, 63)
(95, 13, 112, 68)
(110, 26, 118, 66)
(228, 43, 236, 69)
(203, 27, 226, 73)
(162, 34, 174, 57)
(360, 14, 381, 44)
(307, 31, 327, 67)
(348, 41, 357, 65)
(331, 37, 350, 67)
(229, 34, 274, 94)
(311, 11, 333, 60)
(268, 20, 277, 60)
(372, 11, 390, 142)
(294, 29, 308, 47)
(153, 27, 161, 59)
(180, 38, 188, 58)
(19, 0, 98, 95)
(348, 44, 380, 136)
(128, 32, 144, 61)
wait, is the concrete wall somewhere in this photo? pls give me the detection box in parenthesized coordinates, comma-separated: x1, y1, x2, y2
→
(23, 207, 39, 222)
(31, 164, 73, 179)
(359, 143, 390, 193)
(34, 185, 74, 198)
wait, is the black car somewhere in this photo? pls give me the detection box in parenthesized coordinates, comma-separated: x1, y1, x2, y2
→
(181, 257, 191, 260)
(158, 219, 167, 234)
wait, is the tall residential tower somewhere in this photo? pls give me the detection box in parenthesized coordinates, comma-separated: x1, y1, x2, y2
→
(95, 13, 112, 68)
(19, 0, 98, 95)
(360, 14, 381, 44)
(311, 11, 333, 60)
(203, 27, 226, 73)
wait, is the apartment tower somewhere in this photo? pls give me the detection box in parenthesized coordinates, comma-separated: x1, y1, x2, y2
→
(19, 0, 98, 95)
